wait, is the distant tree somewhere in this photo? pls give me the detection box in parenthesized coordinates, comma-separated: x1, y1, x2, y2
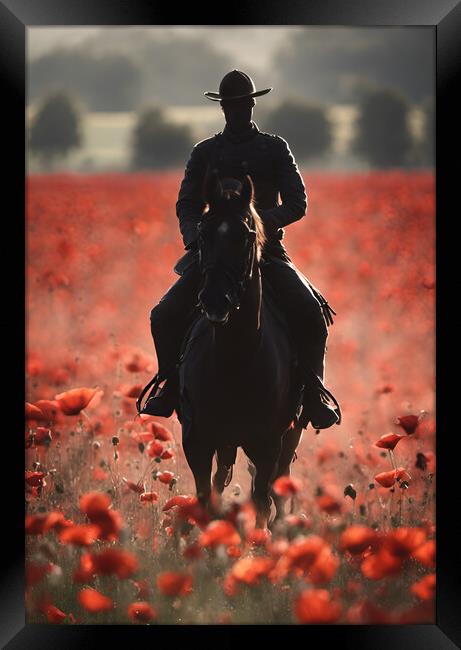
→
(131, 106, 195, 169)
(352, 87, 412, 168)
(264, 99, 332, 161)
(29, 91, 83, 167)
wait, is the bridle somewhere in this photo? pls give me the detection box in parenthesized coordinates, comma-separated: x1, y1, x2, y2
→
(197, 210, 257, 312)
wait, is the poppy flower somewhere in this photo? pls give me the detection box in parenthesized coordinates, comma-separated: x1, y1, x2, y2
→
(90, 548, 139, 578)
(163, 495, 198, 511)
(339, 525, 377, 555)
(25, 471, 47, 489)
(374, 470, 397, 488)
(198, 520, 241, 548)
(374, 433, 404, 450)
(59, 524, 100, 547)
(139, 492, 158, 503)
(384, 527, 426, 558)
(124, 351, 152, 373)
(26, 514, 50, 535)
(34, 400, 61, 423)
(273, 476, 302, 497)
(411, 540, 436, 567)
(183, 543, 203, 561)
(294, 589, 342, 624)
(78, 588, 113, 613)
(317, 494, 342, 514)
(127, 601, 157, 623)
(361, 547, 403, 580)
(147, 421, 173, 441)
(147, 440, 164, 458)
(410, 574, 436, 600)
(246, 528, 271, 546)
(33, 427, 53, 447)
(25, 402, 45, 421)
(395, 467, 412, 486)
(122, 478, 145, 494)
(79, 492, 111, 519)
(44, 604, 67, 624)
(55, 387, 101, 416)
(285, 535, 326, 573)
(160, 449, 174, 460)
(231, 556, 275, 585)
(73, 553, 96, 583)
(396, 414, 420, 435)
(157, 471, 175, 484)
(156, 572, 193, 597)
(45, 511, 73, 533)
(308, 546, 340, 585)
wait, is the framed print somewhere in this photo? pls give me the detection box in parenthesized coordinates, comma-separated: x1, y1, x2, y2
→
(1, 0, 460, 647)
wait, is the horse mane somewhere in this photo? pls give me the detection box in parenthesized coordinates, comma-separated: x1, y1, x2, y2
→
(247, 202, 267, 262)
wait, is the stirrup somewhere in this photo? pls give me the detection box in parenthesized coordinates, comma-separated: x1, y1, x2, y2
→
(303, 368, 342, 426)
(136, 372, 165, 416)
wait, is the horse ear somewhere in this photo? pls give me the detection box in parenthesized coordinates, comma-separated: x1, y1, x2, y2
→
(203, 166, 223, 204)
(241, 174, 254, 206)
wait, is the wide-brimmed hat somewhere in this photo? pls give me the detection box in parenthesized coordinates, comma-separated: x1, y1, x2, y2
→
(204, 69, 273, 102)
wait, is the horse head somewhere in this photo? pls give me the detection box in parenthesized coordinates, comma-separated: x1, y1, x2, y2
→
(197, 169, 266, 324)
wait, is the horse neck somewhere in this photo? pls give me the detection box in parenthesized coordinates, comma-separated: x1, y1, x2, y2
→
(213, 251, 262, 360)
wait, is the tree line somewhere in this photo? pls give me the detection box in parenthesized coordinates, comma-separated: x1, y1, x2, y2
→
(28, 87, 434, 171)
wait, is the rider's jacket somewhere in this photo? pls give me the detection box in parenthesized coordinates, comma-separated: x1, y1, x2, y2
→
(175, 120, 308, 261)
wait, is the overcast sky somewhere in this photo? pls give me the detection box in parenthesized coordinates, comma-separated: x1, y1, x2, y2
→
(28, 26, 305, 71)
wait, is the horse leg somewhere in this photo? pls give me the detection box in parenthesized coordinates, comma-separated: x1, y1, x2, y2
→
(212, 446, 237, 494)
(245, 441, 281, 529)
(271, 423, 303, 522)
(183, 438, 215, 512)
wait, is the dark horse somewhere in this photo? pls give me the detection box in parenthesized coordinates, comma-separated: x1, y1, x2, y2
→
(177, 171, 305, 528)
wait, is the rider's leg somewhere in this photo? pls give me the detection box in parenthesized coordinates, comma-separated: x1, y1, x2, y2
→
(261, 261, 340, 428)
(142, 261, 202, 415)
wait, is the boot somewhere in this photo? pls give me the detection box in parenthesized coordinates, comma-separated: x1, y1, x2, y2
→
(137, 370, 179, 417)
(299, 370, 341, 430)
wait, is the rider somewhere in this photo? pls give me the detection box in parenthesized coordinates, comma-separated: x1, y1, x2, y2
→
(138, 69, 341, 430)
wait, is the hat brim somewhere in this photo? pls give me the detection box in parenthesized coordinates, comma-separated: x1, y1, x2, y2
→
(204, 88, 273, 102)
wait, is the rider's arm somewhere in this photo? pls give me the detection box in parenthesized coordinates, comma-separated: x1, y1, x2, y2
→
(176, 143, 208, 249)
(258, 136, 307, 231)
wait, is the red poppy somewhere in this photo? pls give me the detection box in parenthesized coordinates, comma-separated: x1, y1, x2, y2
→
(73, 553, 96, 583)
(183, 543, 203, 561)
(160, 449, 174, 460)
(198, 520, 241, 548)
(79, 492, 122, 541)
(121, 384, 143, 398)
(124, 350, 152, 373)
(44, 511, 73, 533)
(34, 400, 61, 423)
(361, 547, 403, 580)
(395, 467, 412, 485)
(163, 495, 198, 511)
(90, 548, 139, 578)
(147, 421, 173, 441)
(140, 492, 158, 503)
(339, 526, 378, 555)
(127, 601, 157, 623)
(411, 574, 436, 600)
(385, 527, 426, 558)
(59, 524, 100, 547)
(273, 476, 302, 497)
(80, 492, 112, 518)
(25, 402, 45, 421)
(374, 433, 404, 450)
(231, 556, 275, 585)
(294, 589, 342, 624)
(32, 427, 53, 447)
(374, 470, 397, 488)
(78, 588, 113, 613)
(25, 471, 47, 488)
(122, 478, 145, 494)
(317, 494, 342, 514)
(44, 604, 67, 624)
(26, 514, 50, 535)
(285, 535, 326, 573)
(55, 387, 101, 416)
(246, 528, 271, 546)
(157, 471, 175, 484)
(308, 546, 340, 585)
(411, 540, 436, 567)
(156, 572, 193, 597)
(396, 414, 420, 434)
(147, 440, 164, 458)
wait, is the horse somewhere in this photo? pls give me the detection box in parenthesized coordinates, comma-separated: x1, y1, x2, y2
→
(177, 171, 305, 528)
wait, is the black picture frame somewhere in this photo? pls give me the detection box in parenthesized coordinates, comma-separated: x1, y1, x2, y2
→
(2, 1, 460, 647)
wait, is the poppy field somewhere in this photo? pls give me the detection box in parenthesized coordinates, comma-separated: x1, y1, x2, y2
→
(26, 170, 435, 624)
